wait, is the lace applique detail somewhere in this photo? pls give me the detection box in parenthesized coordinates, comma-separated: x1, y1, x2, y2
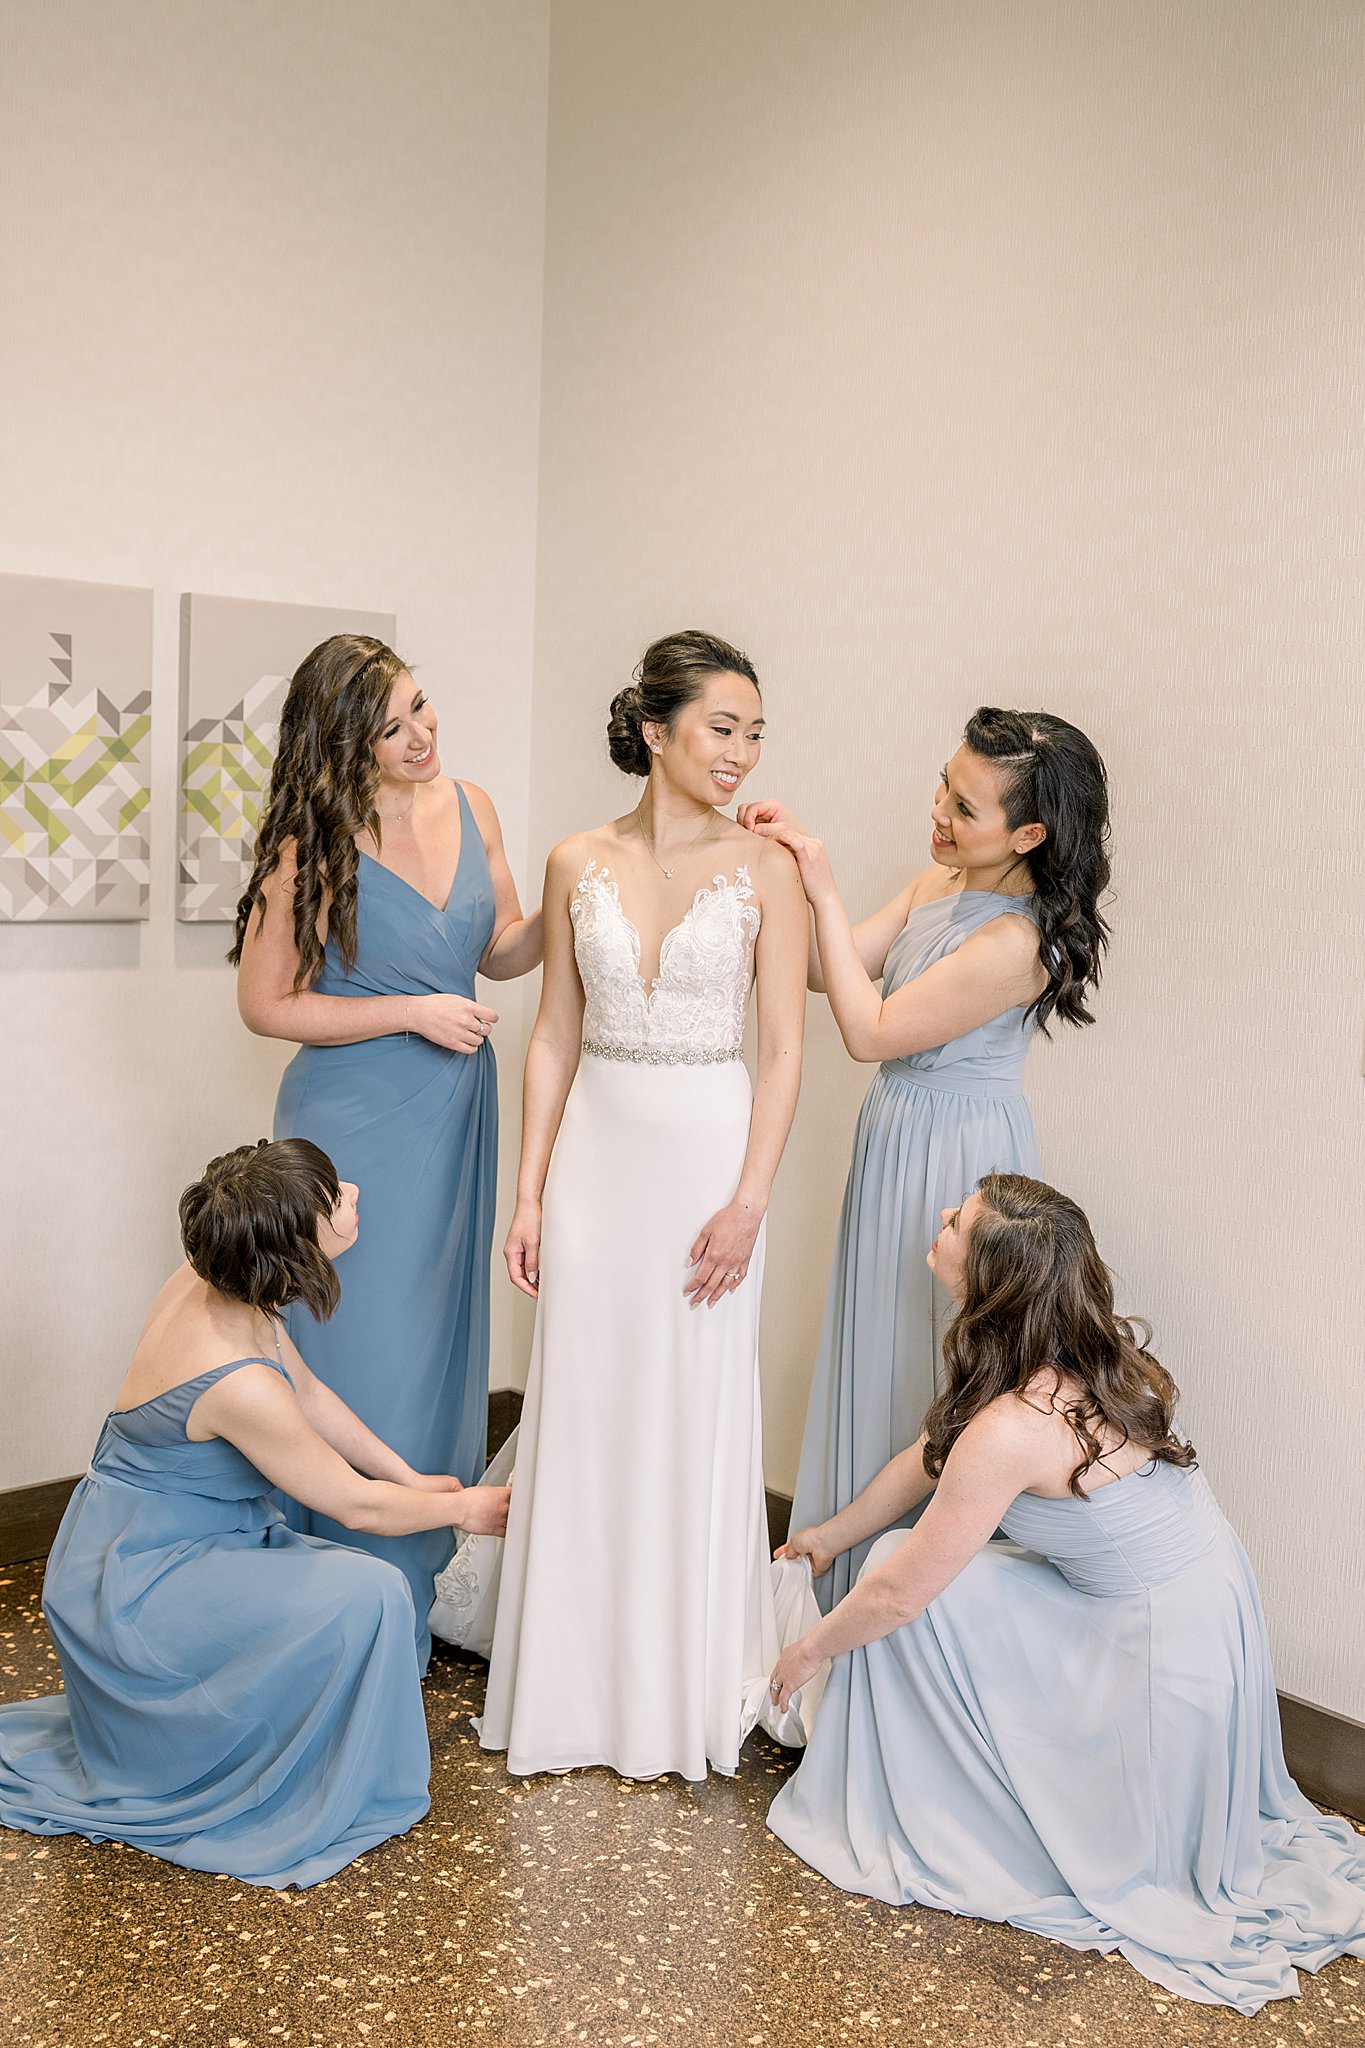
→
(570, 859, 761, 1059)
(432, 1539, 483, 1614)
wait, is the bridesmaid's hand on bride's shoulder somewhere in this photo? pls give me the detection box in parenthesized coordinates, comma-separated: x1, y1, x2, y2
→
(737, 797, 806, 837)
(454, 1485, 511, 1537)
(775, 1525, 836, 1578)
(504, 1199, 542, 1297)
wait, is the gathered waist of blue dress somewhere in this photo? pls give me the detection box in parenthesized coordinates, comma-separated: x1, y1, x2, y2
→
(879, 1059, 1026, 1098)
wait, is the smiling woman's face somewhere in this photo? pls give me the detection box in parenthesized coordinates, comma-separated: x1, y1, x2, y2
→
(371, 672, 440, 794)
(647, 671, 766, 809)
(929, 745, 1042, 877)
(926, 1188, 986, 1299)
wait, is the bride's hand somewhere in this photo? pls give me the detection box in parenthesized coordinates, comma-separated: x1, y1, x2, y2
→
(453, 1484, 510, 1537)
(774, 1523, 836, 1578)
(737, 798, 807, 837)
(504, 1200, 542, 1298)
(685, 1199, 763, 1309)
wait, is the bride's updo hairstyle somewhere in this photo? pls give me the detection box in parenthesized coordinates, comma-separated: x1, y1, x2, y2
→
(922, 1173, 1196, 1497)
(179, 1138, 343, 1321)
(607, 629, 759, 777)
(962, 707, 1111, 1035)
(228, 634, 410, 989)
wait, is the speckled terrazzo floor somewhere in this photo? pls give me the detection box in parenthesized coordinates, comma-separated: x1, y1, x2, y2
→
(1, 1564, 1362, 2048)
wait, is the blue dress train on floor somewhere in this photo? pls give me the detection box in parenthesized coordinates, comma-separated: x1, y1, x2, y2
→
(768, 1460, 1365, 2014)
(274, 781, 498, 1669)
(792, 889, 1042, 1608)
(0, 1359, 430, 1888)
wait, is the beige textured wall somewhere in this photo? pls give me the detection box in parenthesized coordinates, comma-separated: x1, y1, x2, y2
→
(0, 0, 550, 1487)
(526, 0, 1365, 1716)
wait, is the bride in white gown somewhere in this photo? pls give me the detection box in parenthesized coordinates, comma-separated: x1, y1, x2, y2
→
(430, 630, 826, 1778)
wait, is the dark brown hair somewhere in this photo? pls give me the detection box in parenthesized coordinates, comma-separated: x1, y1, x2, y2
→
(962, 707, 1112, 1034)
(922, 1173, 1195, 1496)
(228, 634, 411, 988)
(607, 629, 759, 777)
(179, 1139, 343, 1321)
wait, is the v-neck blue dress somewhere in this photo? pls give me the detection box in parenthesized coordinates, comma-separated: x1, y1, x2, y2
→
(274, 782, 498, 1668)
(791, 889, 1043, 1609)
(0, 1358, 429, 1888)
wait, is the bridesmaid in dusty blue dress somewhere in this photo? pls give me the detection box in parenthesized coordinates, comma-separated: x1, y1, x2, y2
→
(766, 1175, 1365, 2015)
(743, 707, 1111, 1606)
(0, 1140, 509, 1887)
(233, 637, 541, 1665)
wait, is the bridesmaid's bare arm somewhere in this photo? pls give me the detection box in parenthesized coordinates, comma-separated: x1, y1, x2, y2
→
(236, 839, 498, 1054)
(739, 799, 918, 991)
(463, 782, 544, 981)
(189, 1364, 510, 1538)
(777, 1434, 938, 1574)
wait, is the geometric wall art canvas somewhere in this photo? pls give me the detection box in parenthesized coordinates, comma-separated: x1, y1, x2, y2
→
(178, 593, 396, 922)
(0, 572, 154, 921)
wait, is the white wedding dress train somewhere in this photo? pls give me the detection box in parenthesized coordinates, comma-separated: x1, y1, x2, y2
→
(430, 859, 825, 1778)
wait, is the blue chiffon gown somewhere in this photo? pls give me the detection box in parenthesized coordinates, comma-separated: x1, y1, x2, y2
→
(768, 1460, 1365, 2013)
(0, 1359, 430, 1888)
(792, 890, 1043, 1608)
(274, 782, 498, 1668)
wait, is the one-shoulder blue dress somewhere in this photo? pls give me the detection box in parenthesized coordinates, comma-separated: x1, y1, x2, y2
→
(769, 1461, 1365, 2014)
(274, 782, 498, 1669)
(792, 889, 1042, 1606)
(0, 1359, 429, 1888)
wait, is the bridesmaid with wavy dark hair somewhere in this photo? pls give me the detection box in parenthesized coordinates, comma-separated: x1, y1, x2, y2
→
(765, 1174, 1365, 2014)
(231, 634, 541, 1666)
(742, 707, 1111, 1607)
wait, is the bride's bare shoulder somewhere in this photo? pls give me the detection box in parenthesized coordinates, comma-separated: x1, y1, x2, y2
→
(545, 822, 634, 886)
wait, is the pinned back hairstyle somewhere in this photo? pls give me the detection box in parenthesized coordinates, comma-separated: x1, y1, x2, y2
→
(922, 1173, 1195, 1496)
(179, 1138, 343, 1322)
(607, 629, 759, 777)
(963, 707, 1111, 1033)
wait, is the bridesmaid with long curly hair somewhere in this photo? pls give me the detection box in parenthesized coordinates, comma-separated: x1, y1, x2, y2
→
(766, 1174, 1365, 2014)
(231, 635, 541, 1666)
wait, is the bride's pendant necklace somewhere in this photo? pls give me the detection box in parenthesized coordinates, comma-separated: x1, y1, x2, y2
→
(635, 803, 715, 881)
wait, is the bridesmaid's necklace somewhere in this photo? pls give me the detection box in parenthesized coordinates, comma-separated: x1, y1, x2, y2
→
(635, 804, 716, 881)
(375, 787, 416, 824)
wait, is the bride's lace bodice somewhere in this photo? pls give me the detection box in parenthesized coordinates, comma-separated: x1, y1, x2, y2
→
(570, 859, 761, 1061)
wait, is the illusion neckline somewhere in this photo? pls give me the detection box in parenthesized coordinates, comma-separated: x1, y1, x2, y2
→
(357, 781, 470, 917)
(576, 858, 756, 995)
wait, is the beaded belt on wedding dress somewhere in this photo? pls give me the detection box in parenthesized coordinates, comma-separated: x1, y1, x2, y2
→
(582, 1040, 743, 1066)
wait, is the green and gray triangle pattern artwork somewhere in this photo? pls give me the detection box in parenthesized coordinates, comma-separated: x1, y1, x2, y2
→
(178, 669, 288, 922)
(0, 634, 151, 920)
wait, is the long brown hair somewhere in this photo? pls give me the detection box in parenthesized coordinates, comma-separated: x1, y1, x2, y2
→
(922, 1173, 1195, 1496)
(228, 634, 410, 988)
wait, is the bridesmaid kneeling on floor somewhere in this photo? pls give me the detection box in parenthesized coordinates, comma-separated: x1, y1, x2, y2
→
(0, 1139, 509, 1890)
(766, 1173, 1365, 2015)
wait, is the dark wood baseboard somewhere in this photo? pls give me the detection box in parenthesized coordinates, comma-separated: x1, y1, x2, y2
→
(0, 1475, 82, 1567)
(487, 1386, 522, 1460)
(3, 1417, 1359, 1824)
(1277, 1693, 1365, 1823)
